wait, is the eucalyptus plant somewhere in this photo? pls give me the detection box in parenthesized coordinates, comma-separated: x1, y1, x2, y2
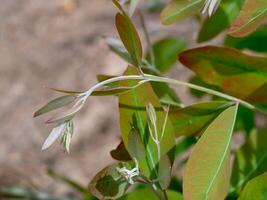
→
(34, 0, 267, 199)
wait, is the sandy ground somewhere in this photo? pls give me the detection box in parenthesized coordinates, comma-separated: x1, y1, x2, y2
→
(0, 0, 203, 196)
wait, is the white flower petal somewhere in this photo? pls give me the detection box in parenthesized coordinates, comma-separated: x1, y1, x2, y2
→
(41, 123, 67, 150)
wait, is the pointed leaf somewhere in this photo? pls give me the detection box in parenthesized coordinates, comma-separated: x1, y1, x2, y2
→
(114, 0, 143, 67)
(34, 95, 77, 117)
(183, 105, 238, 200)
(229, 0, 267, 37)
(179, 46, 267, 104)
(160, 0, 204, 25)
(127, 128, 146, 160)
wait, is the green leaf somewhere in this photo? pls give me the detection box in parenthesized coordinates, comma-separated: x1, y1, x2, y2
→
(113, 0, 143, 67)
(179, 46, 267, 104)
(110, 141, 132, 162)
(238, 173, 267, 200)
(119, 66, 176, 181)
(119, 188, 183, 200)
(169, 101, 234, 137)
(160, 0, 204, 25)
(230, 129, 267, 194)
(197, 0, 244, 42)
(128, 128, 146, 160)
(88, 163, 130, 199)
(225, 26, 267, 53)
(146, 37, 186, 73)
(228, 0, 267, 37)
(34, 95, 77, 117)
(183, 105, 238, 200)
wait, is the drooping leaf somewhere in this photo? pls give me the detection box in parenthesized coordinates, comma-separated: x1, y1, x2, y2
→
(183, 105, 238, 200)
(238, 173, 267, 200)
(146, 37, 186, 73)
(113, 0, 143, 67)
(230, 129, 267, 194)
(160, 0, 204, 25)
(119, 188, 183, 200)
(119, 66, 176, 182)
(225, 26, 267, 52)
(169, 101, 234, 137)
(88, 163, 130, 199)
(110, 141, 132, 162)
(34, 95, 77, 117)
(179, 46, 267, 104)
(228, 0, 267, 37)
(198, 0, 244, 42)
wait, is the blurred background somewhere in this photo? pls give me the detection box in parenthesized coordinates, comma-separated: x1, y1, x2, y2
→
(0, 0, 208, 198)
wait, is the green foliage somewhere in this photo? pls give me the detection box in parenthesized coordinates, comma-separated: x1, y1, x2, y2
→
(33, 0, 267, 199)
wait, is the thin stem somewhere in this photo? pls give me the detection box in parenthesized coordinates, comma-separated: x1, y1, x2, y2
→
(83, 73, 257, 112)
(139, 10, 155, 66)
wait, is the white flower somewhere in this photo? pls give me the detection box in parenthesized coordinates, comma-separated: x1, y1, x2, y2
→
(116, 158, 139, 185)
(202, 0, 222, 16)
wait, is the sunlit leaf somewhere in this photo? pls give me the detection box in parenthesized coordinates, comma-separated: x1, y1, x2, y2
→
(228, 0, 267, 37)
(238, 173, 267, 200)
(146, 37, 186, 73)
(119, 188, 183, 200)
(119, 66, 176, 182)
(170, 101, 233, 137)
(183, 105, 238, 200)
(198, 0, 244, 42)
(113, 0, 143, 67)
(179, 46, 267, 104)
(88, 163, 130, 199)
(161, 0, 204, 25)
(230, 129, 267, 194)
(110, 141, 132, 162)
(225, 26, 267, 52)
(34, 95, 77, 117)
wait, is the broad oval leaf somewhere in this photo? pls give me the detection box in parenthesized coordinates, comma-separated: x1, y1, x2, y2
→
(228, 0, 267, 37)
(119, 66, 176, 182)
(238, 173, 267, 200)
(183, 105, 238, 200)
(170, 101, 234, 137)
(34, 95, 77, 117)
(160, 0, 204, 25)
(197, 0, 244, 42)
(119, 188, 183, 200)
(88, 163, 130, 199)
(230, 129, 267, 194)
(179, 46, 267, 104)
